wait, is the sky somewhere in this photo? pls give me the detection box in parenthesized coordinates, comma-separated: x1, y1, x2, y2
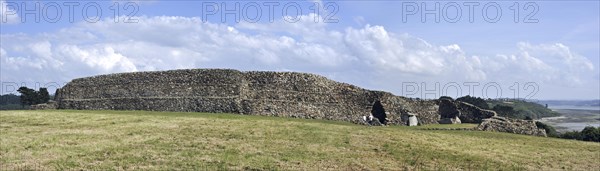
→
(0, 0, 599, 100)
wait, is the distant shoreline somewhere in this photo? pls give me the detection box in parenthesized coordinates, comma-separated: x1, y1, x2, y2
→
(538, 108, 600, 132)
(548, 106, 600, 111)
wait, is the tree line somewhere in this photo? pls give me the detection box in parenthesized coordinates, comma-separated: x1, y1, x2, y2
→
(0, 86, 51, 109)
(17, 87, 51, 106)
(559, 126, 600, 142)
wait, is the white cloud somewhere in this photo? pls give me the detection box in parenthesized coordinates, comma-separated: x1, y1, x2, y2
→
(519, 42, 594, 71)
(0, 15, 596, 98)
(237, 13, 329, 42)
(0, 0, 19, 24)
(343, 25, 448, 75)
(30, 41, 52, 59)
(57, 45, 137, 73)
(496, 43, 593, 85)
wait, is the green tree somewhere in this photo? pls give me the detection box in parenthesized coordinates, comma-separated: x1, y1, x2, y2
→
(38, 88, 50, 104)
(0, 94, 20, 105)
(17, 87, 36, 107)
(16, 87, 51, 107)
(581, 126, 600, 142)
(0, 94, 24, 110)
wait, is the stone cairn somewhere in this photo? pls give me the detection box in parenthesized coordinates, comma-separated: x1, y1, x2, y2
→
(48, 68, 545, 136)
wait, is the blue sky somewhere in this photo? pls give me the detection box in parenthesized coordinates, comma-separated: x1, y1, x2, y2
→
(1, 0, 599, 100)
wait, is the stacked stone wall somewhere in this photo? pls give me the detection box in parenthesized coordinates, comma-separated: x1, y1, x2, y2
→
(55, 69, 492, 126)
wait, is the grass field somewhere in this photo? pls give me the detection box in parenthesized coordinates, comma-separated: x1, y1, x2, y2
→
(1, 110, 599, 170)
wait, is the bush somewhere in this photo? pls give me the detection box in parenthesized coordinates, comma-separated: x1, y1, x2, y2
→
(535, 122, 558, 137)
(581, 126, 600, 142)
(561, 131, 583, 140)
(560, 126, 600, 142)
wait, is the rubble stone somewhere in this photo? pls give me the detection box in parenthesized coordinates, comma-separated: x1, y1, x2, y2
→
(476, 116, 547, 137)
(30, 101, 57, 110)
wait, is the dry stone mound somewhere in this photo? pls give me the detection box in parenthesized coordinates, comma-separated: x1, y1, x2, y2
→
(55, 69, 438, 125)
(53, 68, 542, 137)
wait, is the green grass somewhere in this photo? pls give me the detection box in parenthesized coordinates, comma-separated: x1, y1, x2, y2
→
(1, 110, 599, 170)
(414, 123, 478, 129)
